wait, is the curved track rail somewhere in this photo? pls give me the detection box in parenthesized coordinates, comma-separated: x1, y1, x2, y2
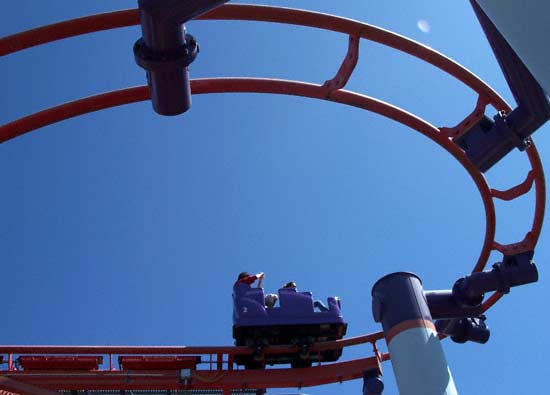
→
(0, 338, 387, 393)
(0, 3, 545, 393)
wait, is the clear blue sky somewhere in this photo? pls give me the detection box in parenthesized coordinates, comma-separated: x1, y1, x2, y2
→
(1, 1, 549, 394)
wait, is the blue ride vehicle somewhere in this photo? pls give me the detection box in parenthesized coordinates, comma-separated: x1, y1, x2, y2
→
(232, 273, 347, 368)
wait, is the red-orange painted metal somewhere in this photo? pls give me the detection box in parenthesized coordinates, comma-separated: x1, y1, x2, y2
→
(0, 343, 388, 391)
(0, 378, 59, 395)
(17, 357, 103, 371)
(0, 335, 387, 390)
(491, 171, 536, 201)
(1, 357, 385, 391)
(0, 331, 384, 356)
(439, 95, 490, 139)
(0, 3, 545, 393)
(322, 34, 360, 93)
(0, 9, 139, 56)
(117, 356, 201, 371)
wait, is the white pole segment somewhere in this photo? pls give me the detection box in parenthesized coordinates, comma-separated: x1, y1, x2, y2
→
(388, 326, 457, 395)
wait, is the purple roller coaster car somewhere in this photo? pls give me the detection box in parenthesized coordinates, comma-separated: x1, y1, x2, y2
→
(233, 283, 345, 326)
(232, 279, 347, 369)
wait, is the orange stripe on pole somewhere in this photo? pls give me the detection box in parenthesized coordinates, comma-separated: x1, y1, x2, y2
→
(385, 319, 437, 344)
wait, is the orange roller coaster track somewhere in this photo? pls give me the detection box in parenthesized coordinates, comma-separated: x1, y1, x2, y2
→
(0, 336, 387, 393)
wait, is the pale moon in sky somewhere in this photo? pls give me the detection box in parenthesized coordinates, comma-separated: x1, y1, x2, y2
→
(417, 20, 431, 33)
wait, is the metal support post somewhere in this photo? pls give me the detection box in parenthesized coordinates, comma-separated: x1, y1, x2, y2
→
(135, 0, 229, 115)
(363, 368, 384, 395)
(372, 272, 458, 395)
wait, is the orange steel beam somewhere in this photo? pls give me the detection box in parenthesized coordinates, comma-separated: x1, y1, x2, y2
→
(0, 335, 387, 390)
(0, 356, 386, 391)
(0, 333, 383, 356)
(0, 378, 59, 395)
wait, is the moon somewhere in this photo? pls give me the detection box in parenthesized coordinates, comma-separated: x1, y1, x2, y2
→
(417, 20, 431, 33)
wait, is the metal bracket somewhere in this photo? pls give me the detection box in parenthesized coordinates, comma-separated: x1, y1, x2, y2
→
(491, 170, 535, 201)
(323, 35, 360, 95)
(454, 111, 530, 172)
(439, 95, 489, 139)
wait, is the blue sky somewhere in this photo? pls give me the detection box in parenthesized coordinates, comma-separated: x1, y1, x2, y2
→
(1, 1, 549, 394)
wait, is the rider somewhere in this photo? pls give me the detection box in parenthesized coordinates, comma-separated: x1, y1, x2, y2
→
(234, 272, 261, 286)
(235, 272, 279, 308)
(282, 280, 328, 311)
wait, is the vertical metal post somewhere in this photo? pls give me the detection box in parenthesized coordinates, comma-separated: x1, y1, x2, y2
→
(228, 354, 234, 370)
(136, 0, 191, 115)
(371, 272, 458, 395)
(134, 0, 228, 116)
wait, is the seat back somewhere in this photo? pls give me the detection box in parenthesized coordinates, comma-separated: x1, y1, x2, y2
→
(278, 288, 314, 314)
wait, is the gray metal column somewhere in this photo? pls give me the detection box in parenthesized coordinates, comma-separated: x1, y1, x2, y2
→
(372, 272, 458, 395)
(475, 0, 550, 95)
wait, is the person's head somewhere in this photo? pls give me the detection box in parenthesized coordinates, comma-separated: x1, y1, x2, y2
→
(283, 281, 297, 289)
(265, 293, 278, 308)
(238, 272, 250, 280)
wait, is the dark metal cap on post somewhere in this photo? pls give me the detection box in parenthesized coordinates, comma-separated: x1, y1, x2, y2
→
(134, 0, 229, 116)
(133, 34, 198, 115)
(371, 272, 432, 336)
(363, 368, 384, 395)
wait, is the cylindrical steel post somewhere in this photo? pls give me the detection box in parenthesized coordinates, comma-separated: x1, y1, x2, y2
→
(372, 272, 458, 395)
(136, 3, 191, 116)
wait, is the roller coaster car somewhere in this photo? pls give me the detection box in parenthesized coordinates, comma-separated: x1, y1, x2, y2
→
(232, 277, 347, 369)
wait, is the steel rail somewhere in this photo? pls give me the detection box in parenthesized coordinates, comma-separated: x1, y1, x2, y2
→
(0, 331, 384, 356)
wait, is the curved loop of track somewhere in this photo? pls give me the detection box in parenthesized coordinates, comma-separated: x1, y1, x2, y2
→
(0, 3, 545, 390)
